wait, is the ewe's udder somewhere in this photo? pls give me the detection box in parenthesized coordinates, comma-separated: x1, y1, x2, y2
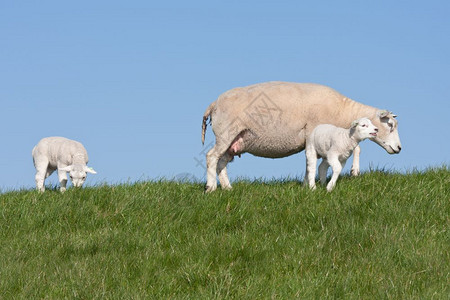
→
(228, 136, 244, 156)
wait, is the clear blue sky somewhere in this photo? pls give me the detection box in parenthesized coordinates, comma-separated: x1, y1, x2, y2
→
(1, 1, 449, 191)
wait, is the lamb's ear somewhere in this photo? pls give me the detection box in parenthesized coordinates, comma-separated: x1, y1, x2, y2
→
(59, 165, 73, 172)
(351, 120, 359, 128)
(377, 110, 391, 118)
(84, 166, 97, 174)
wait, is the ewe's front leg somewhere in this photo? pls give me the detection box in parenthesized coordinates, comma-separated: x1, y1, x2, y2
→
(57, 169, 68, 193)
(351, 145, 361, 176)
(318, 160, 329, 186)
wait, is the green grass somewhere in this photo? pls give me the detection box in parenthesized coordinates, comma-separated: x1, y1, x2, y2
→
(0, 167, 448, 299)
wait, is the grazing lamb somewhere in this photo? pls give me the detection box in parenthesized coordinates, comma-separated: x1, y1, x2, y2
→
(305, 118, 378, 192)
(32, 137, 97, 192)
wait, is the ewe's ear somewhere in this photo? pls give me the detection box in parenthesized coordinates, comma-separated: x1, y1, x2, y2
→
(377, 110, 391, 119)
(59, 165, 73, 172)
(84, 166, 97, 174)
(351, 120, 359, 128)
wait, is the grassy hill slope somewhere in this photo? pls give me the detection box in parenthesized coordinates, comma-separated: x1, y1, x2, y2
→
(0, 168, 448, 299)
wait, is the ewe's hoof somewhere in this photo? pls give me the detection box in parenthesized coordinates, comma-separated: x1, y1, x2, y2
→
(351, 169, 360, 176)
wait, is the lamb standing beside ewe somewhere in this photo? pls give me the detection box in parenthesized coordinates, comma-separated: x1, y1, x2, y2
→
(32, 137, 97, 192)
(305, 118, 378, 191)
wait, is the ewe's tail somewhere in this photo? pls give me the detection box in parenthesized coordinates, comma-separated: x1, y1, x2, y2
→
(202, 101, 216, 145)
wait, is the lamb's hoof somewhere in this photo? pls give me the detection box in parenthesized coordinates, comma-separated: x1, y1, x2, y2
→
(222, 185, 232, 191)
(60, 188, 66, 193)
(204, 185, 216, 193)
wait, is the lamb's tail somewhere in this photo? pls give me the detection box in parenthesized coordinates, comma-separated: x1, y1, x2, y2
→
(202, 101, 216, 145)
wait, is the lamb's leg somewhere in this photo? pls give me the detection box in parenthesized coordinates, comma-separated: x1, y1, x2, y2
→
(217, 153, 233, 190)
(305, 147, 318, 190)
(351, 145, 361, 176)
(318, 160, 329, 186)
(35, 171, 46, 193)
(57, 169, 69, 193)
(45, 168, 55, 179)
(326, 157, 344, 192)
(34, 160, 49, 192)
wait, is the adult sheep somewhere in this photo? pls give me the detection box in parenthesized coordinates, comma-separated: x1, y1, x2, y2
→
(32, 137, 97, 192)
(201, 82, 401, 192)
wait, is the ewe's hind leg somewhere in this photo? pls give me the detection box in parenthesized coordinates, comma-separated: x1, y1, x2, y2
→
(217, 153, 233, 190)
(326, 157, 344, 192)
(351, 145, 361, 176)
(206, 126, 247, 192)
(206, 144, 230, 193)
(318, 160, 329, 186)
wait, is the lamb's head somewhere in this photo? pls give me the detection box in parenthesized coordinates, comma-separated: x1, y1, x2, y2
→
(350, 117, 378, 142)
(371, 110, 402, 154)
(59, 165, 97, 187)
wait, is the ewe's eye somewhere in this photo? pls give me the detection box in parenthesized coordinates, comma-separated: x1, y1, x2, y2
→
(82, 176, 86, 180)
(387, 121, 395, 132)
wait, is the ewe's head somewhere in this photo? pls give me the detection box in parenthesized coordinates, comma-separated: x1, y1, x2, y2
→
(371, 110, 402, 154)
(59, 165, 97, 187)
(351, 117, 378, 142)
